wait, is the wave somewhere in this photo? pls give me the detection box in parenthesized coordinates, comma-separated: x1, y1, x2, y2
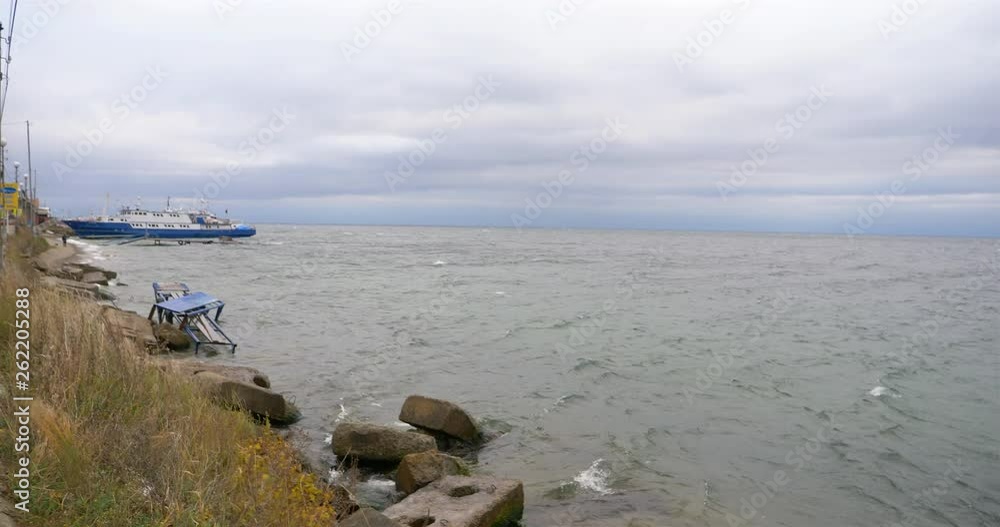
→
(574, 459, 613, 495)
(335, 403, 349, 422)
(868, 386, 899, 398)
(68, 238, 106, 262)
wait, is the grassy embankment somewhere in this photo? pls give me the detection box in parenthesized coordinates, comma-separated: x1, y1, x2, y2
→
(0, 232, 337, 526)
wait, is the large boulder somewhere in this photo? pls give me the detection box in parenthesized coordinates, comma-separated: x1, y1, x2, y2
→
(60, 265, 84, 280)
(399, 395, 480, 443)
(332, 423, 437, 463)
(153, 323, 193, 350)
(161, 360, 271, 388)
(100, 306, 157, 349)
(340, 508, 403, 527)
(79, 263, 117, 280)
(81, 271, 109, 285)
(194, 371, 299, 424)
(396, 451, 469, 495)
(385, 476, 524, 527)
(42, 276, 116, 301)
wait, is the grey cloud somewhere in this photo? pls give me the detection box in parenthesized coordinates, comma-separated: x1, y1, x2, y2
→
(4, 0, 998, 235)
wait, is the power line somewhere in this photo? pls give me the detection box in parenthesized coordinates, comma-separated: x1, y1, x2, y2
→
(0, 0, 20, 269)
(0, 0, 19, 122)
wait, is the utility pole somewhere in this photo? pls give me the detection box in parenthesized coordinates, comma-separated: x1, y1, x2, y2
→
(25, 119, 32, 230)
(0, 136, 6, 268)
(0, 22, 5, 269)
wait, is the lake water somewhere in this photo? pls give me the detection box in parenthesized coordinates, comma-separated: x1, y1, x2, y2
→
(86, 226, 1000, 526)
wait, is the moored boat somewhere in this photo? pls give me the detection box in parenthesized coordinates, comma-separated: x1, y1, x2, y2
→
(65, 205, 256, 240)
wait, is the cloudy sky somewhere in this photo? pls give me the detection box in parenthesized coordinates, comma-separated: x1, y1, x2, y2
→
(3, 0, 998, 235)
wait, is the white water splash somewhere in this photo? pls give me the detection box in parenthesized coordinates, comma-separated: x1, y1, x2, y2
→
(574, 459, 613, 495)
(335, 403, 349, 422)
(869, 386, 899, 398)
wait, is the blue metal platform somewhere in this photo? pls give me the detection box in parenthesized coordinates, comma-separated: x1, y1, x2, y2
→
(148, 282, 236, 353)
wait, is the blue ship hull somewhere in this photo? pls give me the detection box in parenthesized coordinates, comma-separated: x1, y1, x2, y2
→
(64, 220, 256, 239)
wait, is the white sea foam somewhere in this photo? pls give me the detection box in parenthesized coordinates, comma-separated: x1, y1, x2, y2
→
(364, 476, 397, 490)
(869, 386, 899, 398)
(433, 260, 447, 266)
(323, 433, 333, 445)
(574, 459, 613, 495)
(335, 403, 349, 422)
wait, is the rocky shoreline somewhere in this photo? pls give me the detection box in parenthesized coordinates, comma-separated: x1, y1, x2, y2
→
(29, 229, 525, 526)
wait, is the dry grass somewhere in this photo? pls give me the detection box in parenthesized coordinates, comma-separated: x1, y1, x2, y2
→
(0, 232, 337, 526)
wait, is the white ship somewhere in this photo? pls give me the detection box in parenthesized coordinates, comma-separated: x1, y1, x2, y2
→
(65, 200, 256, 241)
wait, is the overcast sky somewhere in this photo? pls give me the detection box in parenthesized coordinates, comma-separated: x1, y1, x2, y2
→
(3, 0, 998, 235)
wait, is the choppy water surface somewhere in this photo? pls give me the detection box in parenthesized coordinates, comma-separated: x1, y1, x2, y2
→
(96, 226, 999, 526)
